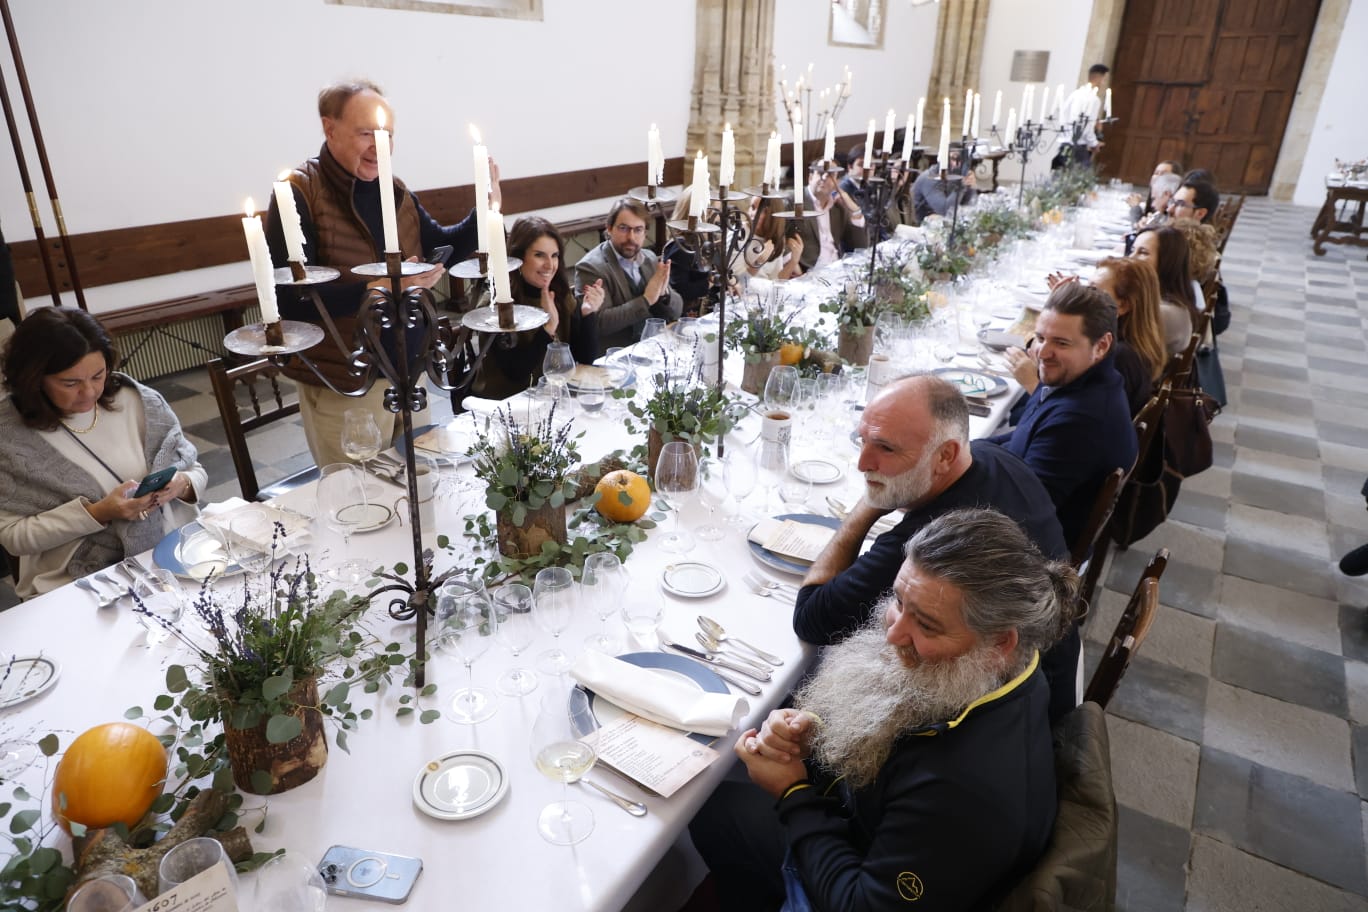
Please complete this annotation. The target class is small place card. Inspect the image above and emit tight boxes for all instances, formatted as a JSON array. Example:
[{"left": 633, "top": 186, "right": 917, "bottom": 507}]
[
  {"left": 748, "top": 518, "right": 832, "bottom": 563},
  {"left": 132, "top": 863, "right": 238, "bottom": 912},
  {"left": 586, "top": 715, "right": 719, "bottom": 798}
]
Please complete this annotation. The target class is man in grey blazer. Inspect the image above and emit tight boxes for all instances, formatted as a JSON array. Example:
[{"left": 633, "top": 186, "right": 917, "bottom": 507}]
[{"left": 573, "top": 198, "right": 683, "bottom": 355}]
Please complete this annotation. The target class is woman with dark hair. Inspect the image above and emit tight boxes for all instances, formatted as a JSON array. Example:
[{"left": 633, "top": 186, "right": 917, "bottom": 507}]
[
  {"left": 0, "top": 308, "right": 206, "bottom": 599},
  {"left": 1131, "top": 225, "right": 1198, "bottom": 357},
  {"left": 471, "top": 216, "right": 603, "bottom": 398}
]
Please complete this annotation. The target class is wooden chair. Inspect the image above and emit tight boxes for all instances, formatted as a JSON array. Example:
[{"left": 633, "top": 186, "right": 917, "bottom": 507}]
[
  {"left": 1070, "top": 467, "right": 1129, "bottom": 570},
  {"left": 1211, "top": 193, "right": 1246, "bottom": 253},
  {"left": 1083, "top": 548, "right": 1169, "bottom": 708},
  {"left": 1162, "top": 331, "right": 1202, "bottom": 388},
  {"left": 207, "top": 357, "right": 318, "bottom": 502}
]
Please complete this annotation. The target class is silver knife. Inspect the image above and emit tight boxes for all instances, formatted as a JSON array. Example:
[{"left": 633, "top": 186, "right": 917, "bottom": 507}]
[
  {"left": 694, "top": 633, "right": 773, "bottom": 674},
  {"left": 663, "top": 641, "right": 771, "bottom": 682}
]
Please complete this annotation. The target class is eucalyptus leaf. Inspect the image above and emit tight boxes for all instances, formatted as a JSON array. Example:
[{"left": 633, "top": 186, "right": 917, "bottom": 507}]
[{"left": 265, "top": 714, "right": 303, "bottom": 744}]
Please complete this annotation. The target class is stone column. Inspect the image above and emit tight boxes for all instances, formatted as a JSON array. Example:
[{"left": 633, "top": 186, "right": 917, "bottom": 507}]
[
  {"left": 925, "top": 0, "right": 992, "bottom": 138},
  {"left": 687, "top": 0, "right": 776, "bottom": 189}
]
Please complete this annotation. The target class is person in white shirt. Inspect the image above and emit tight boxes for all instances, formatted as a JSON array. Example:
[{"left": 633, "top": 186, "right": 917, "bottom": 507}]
[{"left": 1052, "top": 64, "right": 1109, "bottom": 170}]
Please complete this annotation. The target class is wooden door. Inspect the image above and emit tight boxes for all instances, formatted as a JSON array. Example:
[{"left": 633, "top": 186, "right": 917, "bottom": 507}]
[{"left": 1099, "top": 0, "right": 1320, "bottom": 194}]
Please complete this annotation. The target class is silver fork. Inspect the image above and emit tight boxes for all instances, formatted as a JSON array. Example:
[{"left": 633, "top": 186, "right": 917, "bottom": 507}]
[{"left": 743, "top": 572, "right": 799, "bottom": 597}]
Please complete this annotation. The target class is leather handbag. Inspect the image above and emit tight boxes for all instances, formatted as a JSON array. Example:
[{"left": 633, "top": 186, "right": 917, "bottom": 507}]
[{"left": 1164, "top": 386, "right": 1220, "bottom": 478}]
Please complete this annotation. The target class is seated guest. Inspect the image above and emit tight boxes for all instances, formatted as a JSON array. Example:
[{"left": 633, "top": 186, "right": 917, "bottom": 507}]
[
  {"left": 1170, "top": 216, "right": 1220, "bottom": 287},
  {"left": 691, "top": 508, "right": 1078, "bottom": 912},
  {"left": 912, "top": 148, "right": 978, "bottom": 222},
  {"left": 0, "top": 308, "right": 206, "bottom": 599},
  {"left": 1168, "top": 178, "right": 1219, "bottom": 225},
  {"left": 471, "top": 217, "right": 604, "bottom": 398},
  {"left": 988, "top": 282, "right": 1138, "bottom": 551},
  {"left": 794, "top": 374, "right": 1078, "bottom": 722},
  {"left": 1132, "top": 225, "right": 1199, "bottom": 356},
  {"left": 794, "top": 167, "right": 868, "bottom": 272},
  {"left": 1091, "top": 257, "right": 1168, "bottom": 413},
  {"left": 838, "top": 144, "right": 903, "bottom": 241},
  {"left": 737, "top": 195, "right": 804, "bottom": 281},
  {"left": 1129, "top": 171, "right": 1180, "bottom": 228},
  {"left": 572, "top": 198, "right": 682, "bottom": 354}
]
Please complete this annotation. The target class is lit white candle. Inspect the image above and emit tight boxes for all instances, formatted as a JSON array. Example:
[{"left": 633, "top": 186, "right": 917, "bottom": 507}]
[
  {"left": 648, "top": 123, "right": 664, "bottom": 186},
  {"left": 971, "top": 93, "right": 981, "bottom": 140},
  {"left": 938, "top": 99, "right": 951, "bottom": 171},
  {"left": 824, "top": 118, "right": 835, "bottom": 163},
  {"left": 1040, "top": 84, "right": 1049, "bottom": 122},
  {"left": 272, "top": 171, "right": 306, "bottom": 264},
  {"left": 962, "top": 89, "right": 973, "bottom": 137},
  {"left": 991, "top": 90, "right": 1002, "bottom": 130},
  {"left": 763, "top": 130, "right": 780, "bottom": 186},
  {"left": 901, "top": 113, "right": 915, "bottom": 161},
  {"left": 374, "top": 107, "right": 399, "bottom": 254},
  {"left": 1105, "top": 87, "right": 1113, "bottom": 118},
  {"left": 915, "top": 97, "right": 926, "bottom": 143},
  {"left": 1005, "top": 107, "right": 1017, "bottom": 145},
  {"left": 882, "top": 108, "right": 896, "bottom": 154},
  {"left": 1054, "top": 84, "right": 1065, "bottom": 119},
  {"left": 690, "top": 151, "right": 709, "bottom": 217},
  {"left": 720, "top": 123, "right": 735, "bottom": 186},
  {"left": 864, "top": 119, "right": 875, "bottom": 158},
  {"left": 1021, "top": 84, "right": 1031, "bottom": 123},
  {"left": 842, "top": 69, "right": 853, "bottom": 97},
  {"left": 487, "top": 206, "right": 512, "bottom": 303},
  {"left": 241, "top": 198, "right": 280, "bottom": 325},
  {"left": 471, "top": 124, "right": 491, "bottom": 253},
  {"left": 792, "top": 115, "right": 804, "bottom": 200}
]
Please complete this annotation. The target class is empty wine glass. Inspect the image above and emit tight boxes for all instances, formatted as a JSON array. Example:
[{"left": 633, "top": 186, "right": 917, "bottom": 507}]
[
  {"left": 158, "top": 836, "right": 240, "bottom": 898},
  {"left": 133, "top": 570, "right": 185, "bottom": 647},
  {"left": 226, "top": 511, "right": 276, "bottom": 600},
  {"left": 316, "top": 463, "right": 371, "bottom": 585},
  {"left": 581, "top": 553, "right": 627, "bottom": 654},
  {"left": 756, "top": 439, "right": 789, "bottom": 512},
  {"left": 530, "top": 692, "right": 596, "bottom": 845},
  {"left": 435, "top": 581, "right": 498, "bottom": 724},
  {"left": 723, "top": 445, "right": 758, "bottom": 525},
  {"left": 493, "top": 584, "right": 539, "bottom": 696},
  {"left": 602, "top": 347, "right": 631, "bottom": 418},
  {"left": 636, "top": 318, "right": 666, "bottom": 364},
  {"left": 696, "top": 457, "right": 728, "bottom": 541},
  {"left": 0, "top": 680, "right": 38, "bottom": 779},
  {"left": 253, "top": 851, "right": 327, "bottom": 912},
  {"left": 655, "top": 441, "right": 699, "bottom": 553},
  {"left": 762, "top": 365, "right": 800, "bottom": 413},
  {"left": 533, "top": 567, "right": 578, "bottom": 675},
  {"left": 542, "top": 342, "right": 576, "bottom": 398}
]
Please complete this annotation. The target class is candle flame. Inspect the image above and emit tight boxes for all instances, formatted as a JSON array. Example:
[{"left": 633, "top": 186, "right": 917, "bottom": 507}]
[
  {"left": 243, "top": 198, "right": 255, "bottom": 217},
  {"left": 469, "top": 123, "right": 482, "bottom": 144},
  {"left": 376, "top": 106, "right": 387, "bottom": 130}
]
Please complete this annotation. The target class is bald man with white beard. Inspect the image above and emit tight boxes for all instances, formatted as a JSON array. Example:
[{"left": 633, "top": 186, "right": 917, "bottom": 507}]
[{"left": 690, "top": 509, "right": 1076, "bottom": 911}]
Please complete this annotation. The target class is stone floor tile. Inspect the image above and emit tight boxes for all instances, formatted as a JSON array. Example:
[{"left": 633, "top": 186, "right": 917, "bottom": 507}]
[
  {"left": 1218, "top": 575, "right": 1343, "bottom": 655},
  {"left": 1233, "top": 424, "right": 1321, "bottom": 460},
  {"left": 1109, "top": 548, "right": 1221, "bottom": 618},
  {"left": 1211, "top": 623, "right": 1347, "bottom": 717},
  {"left": 1321, "top": 422, "right": 1368, "bottom": 450},
  {"left": 1225, "top": 502, "right": 1329, "bottom": 560},
  {"left": 1230, "top": 450, "right": 1327, "bottom": 494},
  {"left": 1241, "top": 356, "right": 1309, "bottom": 382},
  {"left": 1350, "top": 661, "right": 1368, "bottom": 726},
  {"left": 184, "top": 416, "right": 228, "bottom": 447},
  {"left": 1194, "top": 747, "right": 1367, "bottom": 894},
  {"left": 1203, "top": 679, "right": 1354, "bottom": 791},
  {"left": 1353, "top": 724, "right": 1368, "bottom": 797},
  {"left": 1322, "top": 442, "right": 1368, "bottom": 475},
  {"left": 1108, "top": 654, "right": 1209, "bottom": 743},
  {"left": 1345, "top": 605, "right": 1368, "bottom": 664},
  {"left": 1224, "top": 535, "right": 1338, "bottom": 600},
  {"left": 1114, "top": 806, "right": 1190, "bottom": 912},
  {"left": 1169, "top": 490, "right": 1230, "bottom": 532},
  {"left": 1109, "top": 716, "right": 1200, "bottom": 828},
  {"left": 1186, "top": 836, "right": 1368, "bottom": 912},
  {"left": 1089, "top": 585, "right": 1215, "bottom": 676},
  {"left": 1180, "top": 465, "right": 1233, "bottom": 500}
]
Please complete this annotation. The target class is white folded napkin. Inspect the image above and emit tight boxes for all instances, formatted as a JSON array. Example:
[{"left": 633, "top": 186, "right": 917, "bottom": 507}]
[
  {"left": 198, "top": 499, "right": 311, "bottom": 550},
  {"left": 569, "top": 651, "right": 748, "bottom": 737}
]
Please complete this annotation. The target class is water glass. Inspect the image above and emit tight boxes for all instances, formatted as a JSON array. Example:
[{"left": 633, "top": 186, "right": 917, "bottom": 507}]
[
  {"left": 134, "top": 569, "right": 185, "bottom": 647},
  {"left": 581, "top": 553, "right": 628, "bottom": 654},
  {"left": 621, "top": 588, "right": 664, "bottom": 649},
  {"left": 436, "top": 581, "right": 498, "bottom": 724},
  {"left": 533, "top": 567, "right": 578, "bottom": 675},
  {"left": 542, "top": 341, "right": 575, "bottom": 396},
  {"left": 576, "top": 378, "right": 606, "bottom": 417},
  {"left": 177, "top": 524, "right": 227, "bottom": 581},
  {"left": 493, "top": 584, "right": 539, "bottom": 696},
  {"left": 252, "top": 851, "right": 327, "bottom": 912},
  {"left": 696, "top": 458, "right": 729, "bottom": 541},
  {"left": 67, "top": 875, "right": 146, "bottom": 912},
  {"left": 158, "top": 836, "right": 240, "bottom": 897},
  {"left": 655, "top": 441, "right": 700, "bottom": 554}
]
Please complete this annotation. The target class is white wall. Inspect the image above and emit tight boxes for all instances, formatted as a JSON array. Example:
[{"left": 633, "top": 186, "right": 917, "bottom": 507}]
[
  {"left": 977, "top": 0, "right": 1094, "bottom": 187},
  {"left": 1292, "top": 0, "right": 1368, "bottom": 208},
  {"left": 772, "top": 0, "right": 937, "bottom": 150},
  {"left": 0, "top": 0, "right": 696, "bottom": 312}
]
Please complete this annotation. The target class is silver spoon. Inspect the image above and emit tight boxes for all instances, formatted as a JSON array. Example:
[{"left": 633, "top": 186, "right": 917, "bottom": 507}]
[
  {"left": 75, "top": 577, "right": 119, "bottom": 609},
  {"left": 697, "top": 617, "right": 784, "bottom": 666},
  {"left": 579, "top": 778, "right": 647, "bottom": 817},
  {"left": 695, "top": 631, "right": 773, "bottom": 674}
]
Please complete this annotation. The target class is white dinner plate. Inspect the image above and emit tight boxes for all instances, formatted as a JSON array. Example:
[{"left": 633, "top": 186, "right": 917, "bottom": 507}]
[
  {"left": 661, "top": 562, "right": 726, "bottom": 598},
  {"left": 0, "top": 655, "right": 60, "bottom": 709},
  {"left": 412, "top": 750, "right": 510, "bottom": 821},
  {"left": 790, "top": 458, "right": 845, "bottom": 485},
  {"left": 570, "top": 652, "right": 727, "bottom": 745}
]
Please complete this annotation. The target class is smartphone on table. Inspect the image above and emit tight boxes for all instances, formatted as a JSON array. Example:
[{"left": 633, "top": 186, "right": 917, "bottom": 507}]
[{"left": 318, "top": 845, "right": 422, "bottom": 904}]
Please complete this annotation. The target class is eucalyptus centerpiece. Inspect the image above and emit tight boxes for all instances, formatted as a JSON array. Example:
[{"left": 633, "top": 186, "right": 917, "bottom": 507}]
[
  {"left": 723, "top": 287, "right": 805, "bottom": 394},
  {"left": 624, "top": 344, "right": 746, "bottom": 472}
]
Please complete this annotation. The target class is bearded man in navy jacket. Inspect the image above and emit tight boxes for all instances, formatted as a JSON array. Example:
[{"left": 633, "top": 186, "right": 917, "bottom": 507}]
[{"left": 987, "top": 282, "right": 1138, "bottom": 552}]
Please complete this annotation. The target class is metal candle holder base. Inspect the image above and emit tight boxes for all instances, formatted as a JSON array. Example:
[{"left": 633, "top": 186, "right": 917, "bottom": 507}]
[
  {"left": 224, "top": 319, "right": 325, "bottom": 357},
  {"left": 448, "top": 254, "right": 522, "bottom": 280},
  {"left": 628, "top": 185, "right": 677, "bottom": 205}
]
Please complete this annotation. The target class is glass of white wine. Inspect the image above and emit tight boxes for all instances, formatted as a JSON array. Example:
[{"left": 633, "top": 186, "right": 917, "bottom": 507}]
[
  {"left": 341, "top": 408, "right": 389, "bottom": 527},
  {"left": 530, "top": 693, "right": 596, "bottom": 845}
]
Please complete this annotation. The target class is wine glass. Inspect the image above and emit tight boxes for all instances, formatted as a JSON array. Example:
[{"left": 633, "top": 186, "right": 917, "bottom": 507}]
[
  {"left": 533, "top": 567, "right": 578, "bottom": 675},
  {"left": 316, "top": 463, "right": 371, "bottom": 585},
  {"left": 493, "top": 584, "right": 539, "bottom": 696},
  {"left": 133, "top": 570, "right": 185, "bottom": 647},
  {"left": 696, "top": 457, "right": 728, "bottom": 541},
  {"left": 66, "top": 874, "right": 147, "bottom": 912},
  {"left": 723, "top": 445, "right": 758, "bottom": 525},
  {"left": 542, "top": 342, "right": 576, "bottom": 399},
  {"left": 530, "top": 693, "right": 596, "bottom": 845},
  {"left": 636, "top": 317, "right": 666, "bottom": 364},
  {"left": 436, "top": 581, "right": 499, "bottom": 724},
  {"left": 655, "top": 441, "right": 700, "bottom": 554},
  {"left": 762, "top": 365, "right": 800, "bottom": 414},
  {"left": 252, "top": 851, "right": 327, "bottom": 912},
  {"left": 756, "top": 439, "right": 789, "bottom": 513},
  {"left": 226, "top": 511, "right": 276, "bottom": 601},
  {"left": 158, "top": 836, "right": 241, "bottom": 897},
  {"left": 342, "top": 406, "right": 383, "bottom": 479},
  {"left": 777, "top": 447, "right": 813, "bottom": 512},
  {"left": 0, "top": 668, "right": 38, "bottom": 779},
  {"left": 581, "top": 553, "right": 627, "bottom": 654}
]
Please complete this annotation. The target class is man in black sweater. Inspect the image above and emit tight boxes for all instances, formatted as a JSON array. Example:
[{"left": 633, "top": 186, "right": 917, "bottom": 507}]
[{"left": 794, "top": 373, "right": 1079, "bottom": 722}]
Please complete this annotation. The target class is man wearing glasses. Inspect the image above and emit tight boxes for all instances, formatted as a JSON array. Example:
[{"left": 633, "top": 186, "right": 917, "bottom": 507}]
[
  {"left": 1167, "top": 178, "right": 1220, "bottom": 225},
  {"left": 573, "top": 198, "right": 682, "bottom": 354}
]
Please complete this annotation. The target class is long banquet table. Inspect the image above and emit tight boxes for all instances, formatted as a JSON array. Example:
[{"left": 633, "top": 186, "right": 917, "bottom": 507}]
[{"left": 0, "top": 190, "right": 1137, "bottom": 910}]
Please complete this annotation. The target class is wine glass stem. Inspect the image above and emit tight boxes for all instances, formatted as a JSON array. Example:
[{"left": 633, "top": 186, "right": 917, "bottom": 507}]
[
  {"left": 466, "top": 662, "right": 475, "bottom": 702},
  {"left": 360, "top": 461, "right": 371, "bottom": 509}
]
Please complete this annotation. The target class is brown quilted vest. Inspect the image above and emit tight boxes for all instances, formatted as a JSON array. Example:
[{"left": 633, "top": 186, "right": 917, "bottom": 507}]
[{"left": 281, "top": 145, "right": 422, "bottom": 390}]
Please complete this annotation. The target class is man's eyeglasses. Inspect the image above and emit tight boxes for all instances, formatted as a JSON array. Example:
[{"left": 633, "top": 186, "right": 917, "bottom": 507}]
[
  {"left": 612, "top": 224, "right": 647, "bottom": 237},
  {"left": 1168, "top": 199, "right": 1194, "bottom": 211}
]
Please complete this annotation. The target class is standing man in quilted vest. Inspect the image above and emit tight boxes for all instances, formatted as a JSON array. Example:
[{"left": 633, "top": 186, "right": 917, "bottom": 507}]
[{"left": 265, "top": 80, "right": 494, "bottom": 468}]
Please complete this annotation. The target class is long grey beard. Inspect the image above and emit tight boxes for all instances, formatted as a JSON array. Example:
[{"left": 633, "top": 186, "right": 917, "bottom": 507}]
[{"left": 795, "top": 620, "right": 1010, "bottom": 788}]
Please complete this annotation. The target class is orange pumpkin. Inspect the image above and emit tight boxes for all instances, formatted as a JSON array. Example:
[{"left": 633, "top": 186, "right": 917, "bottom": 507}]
[
  {"left": 594, "top": 470, "right": 652, "bottom": 523},
  {"left": 52, "top": 722, "right": 167, "bottom": 834},
  {"left": 778, "top": 342, "right": 805, "bottom": 366}
]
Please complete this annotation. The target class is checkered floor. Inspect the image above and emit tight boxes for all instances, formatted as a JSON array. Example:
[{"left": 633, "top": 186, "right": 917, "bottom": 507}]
[{"left": 4, "top": 197, "right": 1367, "bottom": 909}]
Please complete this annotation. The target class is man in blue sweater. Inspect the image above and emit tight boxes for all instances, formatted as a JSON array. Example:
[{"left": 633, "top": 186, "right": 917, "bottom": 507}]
[
  {"left": 987, "top": 282, "right": 1138, "bottom": 552},
  {"left": 793, "top": 374, "right": 1078, "bottom": 722}
]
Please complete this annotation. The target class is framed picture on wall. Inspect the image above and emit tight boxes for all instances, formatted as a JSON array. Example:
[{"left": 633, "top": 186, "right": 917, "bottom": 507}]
[
  {"left": 325, "top": 0, "right": 542, "bottom": 20},
  {"left": 828, "top": 0, "right": 885, "bottom": 50}
]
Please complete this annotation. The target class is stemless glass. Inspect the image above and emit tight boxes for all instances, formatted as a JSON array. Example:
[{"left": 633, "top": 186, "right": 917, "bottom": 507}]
[
  {"left": 533, "top": 567, "right": 578, "bottom": 675},
  {"left": 756, "top": 438, "right": 789, "bottom": 513},
  {"left": 530, "top": 693, "right": 596, "bottom": 846},
  {"left": 252, "top": 851, "right": 327, "bottom": 912},
  {"left": 316, "top": 463, "right": 371, "bottom": 585},
  {"left": 436, "top": 582, "right": 499, "bottom": 724},
  {"left": 493, "top": 584, "right": 539, "bottom": 696},
  {"left": 655, "top": 441, "right": 700, "bottom": 554},
  {"left": 581, "top": 553, "right": 627, "bottom": 654},
  {"left": 696, "top": 457, "right": 729, "bottom": 541},
  {"left": 158, "top": 836, "right": 240, "bottom": 897},
  {"left": 777, "top": 447, "right": 813, "bottom": 512},
  {"left": 67, "top": 874, "right": 147, "bottom": 912},
  {"left": 603, "top": 347, "right": 631, "bottom": 419},
  {"left": 621, "top": 587, "right": 664, "bottom": 649}
]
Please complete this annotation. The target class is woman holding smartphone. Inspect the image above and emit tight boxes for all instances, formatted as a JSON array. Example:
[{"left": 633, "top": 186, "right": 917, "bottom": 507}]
[{"left": 0, "top": 308, "right": 205, "bottom": 599}]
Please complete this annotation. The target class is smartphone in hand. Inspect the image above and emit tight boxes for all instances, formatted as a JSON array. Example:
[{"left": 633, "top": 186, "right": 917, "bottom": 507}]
[{"left": 131, "top": 466, "right": 177, "bottom": 498}]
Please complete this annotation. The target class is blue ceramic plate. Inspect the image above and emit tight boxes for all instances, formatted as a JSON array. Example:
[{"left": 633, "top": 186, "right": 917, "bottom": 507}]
[
  {"left": 570, "top": 651, "right": 727, "bottom": 746},
  {"left": 154, "top": 521, "right": 244, "bottom": 581},
  {"left": 747, "top": 513, "right": 842, "bottom": 576},
  {"left": 931, "top": 367, "right": 1009, "bottom": 398}
]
